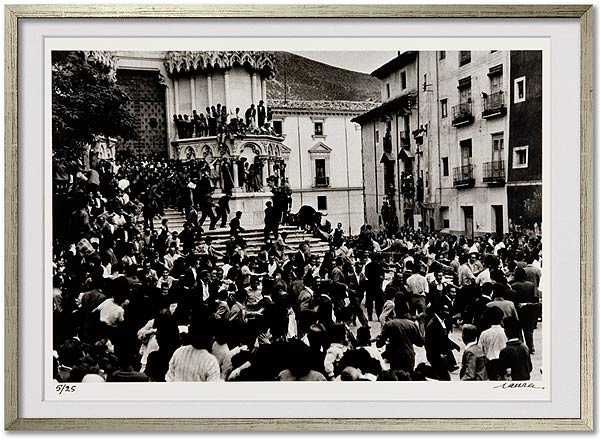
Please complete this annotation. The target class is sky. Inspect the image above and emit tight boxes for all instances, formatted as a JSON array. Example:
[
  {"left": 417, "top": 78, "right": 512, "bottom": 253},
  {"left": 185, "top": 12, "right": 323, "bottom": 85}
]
[{"left": 291, "top": 51, "right": 398, "bottom": 74}]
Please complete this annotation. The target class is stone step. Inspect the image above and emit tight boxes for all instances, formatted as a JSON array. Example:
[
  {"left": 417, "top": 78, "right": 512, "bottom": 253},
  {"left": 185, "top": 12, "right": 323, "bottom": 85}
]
[{"left": 152, "top": 208, "right": 331, "bottom": 260}]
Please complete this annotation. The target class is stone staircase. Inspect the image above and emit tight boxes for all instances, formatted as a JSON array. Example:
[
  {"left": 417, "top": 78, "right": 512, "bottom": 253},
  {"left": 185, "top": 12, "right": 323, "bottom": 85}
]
[{"left": 156, "top": 208, "right": 331, "bottom": 259}]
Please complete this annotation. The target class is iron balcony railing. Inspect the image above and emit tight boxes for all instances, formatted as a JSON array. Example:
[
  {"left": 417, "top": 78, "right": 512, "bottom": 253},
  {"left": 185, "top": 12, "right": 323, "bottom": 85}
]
[
  {"left": 313, "top": 176, "right": 330, "bottom": 187},
  {"left": 451, "top": 102, "right": 474, "bottom": 126},
  {"left": 453, "top": 164, "right": 475, "bottom": 188},
  {"left": 482, "top": 160, "right": 505, "bottom": 184},
  {"left": 482, "top": 91, "right": 506, "bottom": 118}
]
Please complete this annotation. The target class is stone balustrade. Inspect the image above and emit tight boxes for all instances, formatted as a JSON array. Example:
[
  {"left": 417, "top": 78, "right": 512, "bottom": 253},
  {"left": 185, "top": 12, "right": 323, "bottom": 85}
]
[{"left": 170, "top": 133, "right": 290, "bottom": 193}]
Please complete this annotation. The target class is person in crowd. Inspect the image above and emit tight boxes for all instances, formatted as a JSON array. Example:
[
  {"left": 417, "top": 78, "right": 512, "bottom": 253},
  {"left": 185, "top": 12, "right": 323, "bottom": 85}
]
[
  {"left": 376, "top": 299, "right": 423, "bottom": 373},
  {"left": 459, "top": 324, "right": 488, "bottom": 380},
  {"left": 364, "top": 253, "right": 385, "bottom": 321},
  {"left": 479, "top": 306, "right": 508, "bottom": 361},
  {"left": 424, "top": 300, "right": 460, "bottom": 380},
  {"left": 263, "top": 201, "right": 279, "bottom": 242},
  {"left": 165, "top": 322, "right": 221, "bottom": 382},
  {"left": 511, "top": 267, "right": 539, "bottom": 353},
  {"left": 405, "top": 260, "right": 429, "bottom": 334},
  {"left": 499, "top": 317, "right": 532, "bottom": 380},
  {"left": 323, "top": 323, "right": 348, "bottom": 380},
  {"left": 52, "top": 150, "right": 542, "bottom": 383},
  {"left": 215, "top": 193, "right": 231, "bottom": 229}
]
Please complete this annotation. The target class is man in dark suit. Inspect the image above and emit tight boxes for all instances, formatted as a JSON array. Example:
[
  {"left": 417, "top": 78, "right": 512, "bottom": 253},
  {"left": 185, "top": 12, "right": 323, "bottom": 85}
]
[
  {"left": 263, "top": 201, "right": 279, "bottom": 242},
  {"left": 511, "top": 267, "right": 539, "bottom": 353},
  {"left": 216, "top": 193, "right": 231, "bottom": 228},
  {"left": 257, "top": 100, "right": 266, "bottom": 127},
  {"left": 229, "top": 211, "right": 245, "bottom": 238},
  {"left": 377, "top": 299, "right": 423, "bottom": 373},
  {"left": 364, "top": 254, "right": 385, "bottom": 321},
  {"left": 293, "top": 242, "right": 311, "bottom": 273},
  {"left": 459, "top": 324, "right": 488, "bottom": 380},
  {"left": 499, "top": 317, "right": 532, "bottom": 380},
  {"left": 425, "top": 300, "right": 460, "bottom": 380}
]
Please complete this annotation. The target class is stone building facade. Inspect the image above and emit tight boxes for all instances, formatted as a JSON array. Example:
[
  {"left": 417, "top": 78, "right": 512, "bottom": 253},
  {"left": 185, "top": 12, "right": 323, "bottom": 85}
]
[
  {"left": 271, "top": 100, "right": 375, "bottom": 234},
  {"left": 355, "top": 50, "right": 541, "bottom": 237},
  {"left": 507, "top": 51, "right": 543, "bottom": 234}
]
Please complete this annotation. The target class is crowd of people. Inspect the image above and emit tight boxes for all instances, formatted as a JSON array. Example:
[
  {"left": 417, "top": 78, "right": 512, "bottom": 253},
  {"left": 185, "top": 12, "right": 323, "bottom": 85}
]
[
  {"left": 173, "top": 100, "right": 279, "bottom": 141},
  {"left": 53, "top": 152, "right": 542, "bottom": 383}
]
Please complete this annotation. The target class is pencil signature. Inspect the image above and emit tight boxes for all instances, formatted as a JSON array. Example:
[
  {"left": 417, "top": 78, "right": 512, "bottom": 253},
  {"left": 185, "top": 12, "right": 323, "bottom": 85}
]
[{"left": 493, "top": 382, "right": 545, "bottom": 390}]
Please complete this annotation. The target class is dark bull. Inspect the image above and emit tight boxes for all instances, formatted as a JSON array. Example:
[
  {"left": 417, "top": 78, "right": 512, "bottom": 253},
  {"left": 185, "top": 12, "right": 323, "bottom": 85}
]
[{"left": 296, "top": 205, "right": 327, "bottom": 232}]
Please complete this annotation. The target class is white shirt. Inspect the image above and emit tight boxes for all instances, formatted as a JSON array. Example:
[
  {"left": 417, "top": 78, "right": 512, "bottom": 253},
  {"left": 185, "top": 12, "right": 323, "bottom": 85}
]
[
  {"left": 94, "top": 298, "right": 124, "bottom": 327},
  {"left": 267, "top": 261, "right": 278, "bottom": 277},
  {"left": 479, "top": 325, "right": 508, "bottom": 360},
  {"left": 476, "top": 268, "right": 492, "bottom": 286}
]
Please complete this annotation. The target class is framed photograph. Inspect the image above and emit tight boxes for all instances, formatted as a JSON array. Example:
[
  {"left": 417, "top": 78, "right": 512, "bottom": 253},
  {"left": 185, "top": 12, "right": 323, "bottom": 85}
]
[{"left": 5, "top": 4, "right": 593, "bottom": 431}]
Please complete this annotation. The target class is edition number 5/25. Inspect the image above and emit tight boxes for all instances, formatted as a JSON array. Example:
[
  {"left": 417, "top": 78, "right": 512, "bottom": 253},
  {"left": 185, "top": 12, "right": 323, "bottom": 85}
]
[{"left": 56, "top": 384, "right": 77, "bottom": 395}]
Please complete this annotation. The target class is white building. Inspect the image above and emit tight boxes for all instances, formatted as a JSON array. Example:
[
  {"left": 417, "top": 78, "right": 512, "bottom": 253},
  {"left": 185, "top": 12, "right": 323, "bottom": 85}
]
[{"left": 271, "top": 100, "right": 375, "bottom": 234}]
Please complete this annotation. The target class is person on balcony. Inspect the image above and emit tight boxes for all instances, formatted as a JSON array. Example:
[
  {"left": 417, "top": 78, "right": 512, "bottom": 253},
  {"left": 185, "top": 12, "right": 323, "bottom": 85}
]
[
  {"left": 266, "top": 106, "right": 273, "bottom": 124},
  {"left": 198, "top": 113, "right": 208, "bottom": 137},
  {"left": 220, "top": 158, "right": 234, "bottom": 194},
  {"left": 173, "top": 114, "right": 184, "bottom": 139},
  {"left": 253, "top": 158, "right": 264, "bottom": 192},
  {"left": 208, "top": 106, "right": 217, "bottom": 136},
  {"left": 215, "top": 104, "right": 223, "bottom": 132},
  {"left": 218, "top": 106, "right": 229, "bottom": 143},
  {"left": 175, "top": 114, "right": 186, "bottom": 139},
  {"left": 192, "top": 110, "right": 203, "bottom": 137},
  {"left": 183, "top": 115, "right": 194, "bottom": 138},
  {"left": 245, "top": 104, "right": 256, "bottom": 127}
]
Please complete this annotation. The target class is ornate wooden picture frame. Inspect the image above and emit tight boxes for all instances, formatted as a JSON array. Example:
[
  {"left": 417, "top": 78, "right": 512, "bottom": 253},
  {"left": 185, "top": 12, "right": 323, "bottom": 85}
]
[{"left": 4, "top": 4, "right": 593, "bottom": 431}]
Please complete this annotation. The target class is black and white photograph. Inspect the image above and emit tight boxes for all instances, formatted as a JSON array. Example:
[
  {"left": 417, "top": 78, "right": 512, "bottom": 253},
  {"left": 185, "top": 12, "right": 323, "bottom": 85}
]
[{"left": 51, "top": 48, "right": 544, "bottom": 385}]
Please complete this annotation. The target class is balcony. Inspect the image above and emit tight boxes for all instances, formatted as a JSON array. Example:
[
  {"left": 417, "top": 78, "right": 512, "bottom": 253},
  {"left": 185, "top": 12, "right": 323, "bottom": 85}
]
[
  {"left": 171, "top": 133, "right": 287, "bottom": 161},
  {"left": 313, "top": 176, "right": 330, "bottom": 188},
  {"left": 482, "top": 92, "right": 507, "bottom": 119},
  {"left": 451, "top": 102, "right": 475, "bottom": 127},
  {"left": 453, "top": 164, "right": 475, "bottom": 188},
  {"left": 400, "top": 172, "right": 415, "bottom": 195},
  {"left": 482, "top": 160, "right": 505, "bottom": 185}
]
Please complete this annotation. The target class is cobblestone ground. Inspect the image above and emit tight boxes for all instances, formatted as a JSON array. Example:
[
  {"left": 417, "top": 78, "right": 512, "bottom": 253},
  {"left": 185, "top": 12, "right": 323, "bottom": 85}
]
[{"left": 362, "top": 318, "right": 543, "bottom": 381}]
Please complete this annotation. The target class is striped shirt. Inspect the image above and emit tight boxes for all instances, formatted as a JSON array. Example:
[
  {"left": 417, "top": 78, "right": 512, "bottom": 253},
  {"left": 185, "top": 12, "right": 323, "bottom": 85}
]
[{"left": 165, "top": 346, "right": 221, "bottom": 382}]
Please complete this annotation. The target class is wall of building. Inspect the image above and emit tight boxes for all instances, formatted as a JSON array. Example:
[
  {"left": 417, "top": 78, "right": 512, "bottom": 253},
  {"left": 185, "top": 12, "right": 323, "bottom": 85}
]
[
  {"left": 507, "top": 185, "right": 542, "bottom": 233},
  {"left": 380, "top": 63, "right": 418, "bottom": 102},
  {"left": 228, "top": 67, "right": 254, "bottom": 114},
  {"left": 360, "top": 120, "right": 382, "bottom": 228},
  {"left": 357, "top": 51, "right": 515, "bottom": 235},
  {"left": 423, "top": 50, "right": 510, "bottom": 235},
  {"left": 508, "top": 51, "right": 542, "bottom": 182},
  {"left": 507, "top": 50, "right": 543, "bottom": 233},
  {"left": 171, "top": 67, "right": 263, "bottom": 118}
]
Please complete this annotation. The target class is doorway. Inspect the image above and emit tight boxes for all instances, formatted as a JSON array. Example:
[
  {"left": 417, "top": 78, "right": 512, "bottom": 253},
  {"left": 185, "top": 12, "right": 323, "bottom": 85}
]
[{"left": 492, "top": 205, "right": 504, "bottom": 237}]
